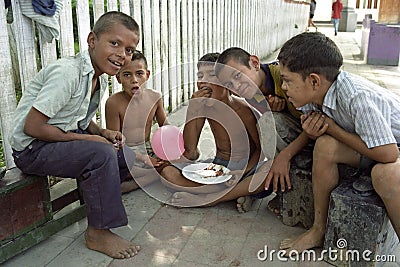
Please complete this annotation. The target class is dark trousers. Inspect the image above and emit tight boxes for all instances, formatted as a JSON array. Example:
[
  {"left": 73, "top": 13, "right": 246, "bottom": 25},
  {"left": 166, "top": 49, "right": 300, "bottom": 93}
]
[{"left": 12, "top": 137, "right": 136, "bottom": 229}]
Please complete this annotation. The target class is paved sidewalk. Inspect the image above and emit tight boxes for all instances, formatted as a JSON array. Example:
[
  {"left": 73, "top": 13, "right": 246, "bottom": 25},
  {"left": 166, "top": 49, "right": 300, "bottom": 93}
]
[{"left": 3, "top": 24, "right": 400, "bottom": 267}]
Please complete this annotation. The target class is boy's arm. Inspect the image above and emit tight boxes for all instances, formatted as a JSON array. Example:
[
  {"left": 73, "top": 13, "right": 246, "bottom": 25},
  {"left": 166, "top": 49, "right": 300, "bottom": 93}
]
[
  {"left": 183, "top": 102, "right": 205, "bottom": 160},
  {"left": 182, "top": 111, "right": 206, "bottom": 160},
  {"left": 155, "top": 98, "right": 168, "bottom": 126},
  {"left": 105, "top": 97, "right": 122, "bottom": 132},
  {"left": 24, "top": 107, "right": 110, "bottom": 144},
  {"left": 242, "top": 110, "right": 262, "bottom": 173},
  {"left": 264, "top": 131, "right": 310, "bottom": 191},
  {"left": 325, "top": 116, "right": 398, "bottom": 163}
]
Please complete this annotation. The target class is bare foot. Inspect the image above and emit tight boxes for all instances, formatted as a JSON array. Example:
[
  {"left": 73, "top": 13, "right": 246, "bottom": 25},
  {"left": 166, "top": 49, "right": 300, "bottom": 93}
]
[
  {"left": 236, "top": 196, "right": 254, "bottom": 213},
  {"left": 85, "top": 226, "right": 140, "bottom": 259},
  {"left": 267, "top": 196, "right": 281, "bottom": 217},
  {"left": 279, "top": 227, "right": 325, "bottom": 254},
  {"left": 121, "top": 180, "right": 139, "bottom": 194},
  {"left": 168, "top": 192, "right": 209, "bottom": 207}
]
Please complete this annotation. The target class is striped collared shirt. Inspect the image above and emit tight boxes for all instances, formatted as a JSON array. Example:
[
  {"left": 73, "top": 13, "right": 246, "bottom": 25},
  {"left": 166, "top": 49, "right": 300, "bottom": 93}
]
[{"left": 299, "top": 71, "right": 400, "bottom": 148}]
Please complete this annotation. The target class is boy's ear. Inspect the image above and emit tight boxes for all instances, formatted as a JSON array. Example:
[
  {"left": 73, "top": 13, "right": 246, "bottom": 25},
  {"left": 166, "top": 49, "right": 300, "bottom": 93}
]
[
  {"left": 309, "top": 73, "right": 321, "bottom": 89},
  {"left": 146, "top": 70, "right": 151, "bottom": 79},
  {"left": 249, "top": 55, "right": 261, "bottom": 70},
  {"left": 87, "top": 32, "right": 96, "bottom": 48}
]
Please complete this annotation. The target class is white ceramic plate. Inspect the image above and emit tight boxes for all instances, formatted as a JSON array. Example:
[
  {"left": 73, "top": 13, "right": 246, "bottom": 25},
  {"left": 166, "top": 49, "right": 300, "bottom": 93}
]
[{"left": 182, "top": 163, "right": 232, "bottom": 184}]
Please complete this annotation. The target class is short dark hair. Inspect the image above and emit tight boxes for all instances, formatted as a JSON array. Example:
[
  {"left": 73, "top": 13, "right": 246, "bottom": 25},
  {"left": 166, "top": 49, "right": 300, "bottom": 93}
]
[
  {"left": 92, "top": 11, "right": 140, "bottom": 38},
  {"left": 131, "top": 50, "right": 148, "bottom": 69},
  {"left": 214, "top": 47, "right": 251, "bottom": 76},
  {"left": 197, "top": 52, "right": 220, "bottom": 68},
  {"left": 277, "top": 32, "right": 343, "bottom": 81}
]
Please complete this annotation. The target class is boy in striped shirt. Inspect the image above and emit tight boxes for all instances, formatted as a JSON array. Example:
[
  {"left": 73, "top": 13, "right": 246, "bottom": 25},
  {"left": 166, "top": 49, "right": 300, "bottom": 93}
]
[{"left": 277, "top": 32, "right": 400, "bottom": 253}]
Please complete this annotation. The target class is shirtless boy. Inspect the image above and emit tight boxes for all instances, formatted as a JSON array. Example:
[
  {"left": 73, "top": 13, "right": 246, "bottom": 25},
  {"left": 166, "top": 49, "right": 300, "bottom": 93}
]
[
  {"left": 162, "top": 53, "right": 271, "bottom": 211},
  {"left": 106, "top": 50, "right": 167, "bottom": 192}
]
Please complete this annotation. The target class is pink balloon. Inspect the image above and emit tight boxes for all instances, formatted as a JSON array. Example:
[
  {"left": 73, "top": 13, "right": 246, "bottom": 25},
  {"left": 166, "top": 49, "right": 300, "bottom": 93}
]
[{"left": 151, "top": 125, "right": 185, "bottom": 160}]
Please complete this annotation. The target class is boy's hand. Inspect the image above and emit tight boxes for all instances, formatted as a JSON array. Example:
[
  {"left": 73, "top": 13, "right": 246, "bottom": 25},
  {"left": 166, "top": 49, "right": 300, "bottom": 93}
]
[
  {"left": 301, "top": 112, "right": 328, "bottom": 139},
  {"left": 225, "top": 170, "right": 242, "bottom": 187},
  {"left": 101, "top": 129, "right": 125, "bottom": 149},
  {"left": 86, "top": 135, "right": 112, "bottom": 144},
  {"left": 192, "top": 87, "right": 212, "bottom": 99},
  {"left": 264, "top": 152, "right": 292, "bottom": 192},
  {"left": 267, "top": 95, "right": 286, "bottom": 112},
  {"left": 148, "top": 156, "right": 163, "bottom": 167}
]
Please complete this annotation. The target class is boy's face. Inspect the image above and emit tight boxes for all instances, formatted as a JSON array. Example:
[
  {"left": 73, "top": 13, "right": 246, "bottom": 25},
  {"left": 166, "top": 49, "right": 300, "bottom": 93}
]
[
  {"left": 197, "top": 64, "right": 229, "bottom": 106},
  {"left": 117, "top": 59, "right": 150, "bottom": 97},
  {"left": 279, "top": 64, "right": 314, "bottom": 108},
  {"left": 88, "top": 23, "right": 140, "bottom": 77},
  {"left": 216, "top": 58, "right": 260, "bottom": 99}
]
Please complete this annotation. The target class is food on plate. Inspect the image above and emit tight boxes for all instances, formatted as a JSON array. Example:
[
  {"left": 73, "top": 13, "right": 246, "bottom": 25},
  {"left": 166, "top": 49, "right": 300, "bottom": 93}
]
[{"left": 195, "top": 164, "right": 226, "bottom": 178}]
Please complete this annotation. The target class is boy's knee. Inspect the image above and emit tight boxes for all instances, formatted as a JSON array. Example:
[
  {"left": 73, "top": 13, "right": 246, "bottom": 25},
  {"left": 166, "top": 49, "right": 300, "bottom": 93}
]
[
  {"left": 371, "top": 162, "right": 400, "bottom": 197},
  {"left": 314, "top": 135, "right": 339, "bottom": 158},
  {"left": 161, "top": 166, "right": 179, "bottom": 182},
  {"left": 91, "top": 143, "right": 117, "bottom": 164}
]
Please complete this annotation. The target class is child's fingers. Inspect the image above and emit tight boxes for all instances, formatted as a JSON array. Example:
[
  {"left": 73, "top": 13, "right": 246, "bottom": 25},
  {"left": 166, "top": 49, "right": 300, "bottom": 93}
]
[
  {"left": 284, "top": 174, "right": 291, "bottom": 190},
  {"left": 264, "top": 171, "right": 273, "bottom": 190}
]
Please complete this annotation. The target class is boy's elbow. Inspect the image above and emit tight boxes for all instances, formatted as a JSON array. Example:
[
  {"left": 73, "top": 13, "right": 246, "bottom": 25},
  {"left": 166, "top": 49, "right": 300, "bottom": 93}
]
[
  {"left": 381, "top": 153, "right": 398, "bottom": 163},
  {"left": 23, "top": 124, "right": 35, "bottom": 137},
  {"left": 373, "top": 144, "right": 399, "bottom": 163}
]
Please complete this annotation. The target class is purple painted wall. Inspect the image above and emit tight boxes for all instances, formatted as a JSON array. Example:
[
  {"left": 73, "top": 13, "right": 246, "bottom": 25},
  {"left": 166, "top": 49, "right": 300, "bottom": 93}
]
[{"left": 366, "top": 19, "right": 400, "bottom": 66}]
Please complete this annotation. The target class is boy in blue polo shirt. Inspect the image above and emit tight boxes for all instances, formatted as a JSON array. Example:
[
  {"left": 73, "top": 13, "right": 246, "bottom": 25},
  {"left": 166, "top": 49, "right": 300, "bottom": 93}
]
[{"left": 10, "top": 12, "right": 144, "bottom": 259}]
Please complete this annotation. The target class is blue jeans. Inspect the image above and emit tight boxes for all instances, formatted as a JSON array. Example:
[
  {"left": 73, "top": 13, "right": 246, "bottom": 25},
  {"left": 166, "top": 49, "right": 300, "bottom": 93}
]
[
  {"left": 12, "top": 132, "right": 136, "bottom": 229},
  {"left": 332, "top": 18, "right": 340, "bottom": 33}
]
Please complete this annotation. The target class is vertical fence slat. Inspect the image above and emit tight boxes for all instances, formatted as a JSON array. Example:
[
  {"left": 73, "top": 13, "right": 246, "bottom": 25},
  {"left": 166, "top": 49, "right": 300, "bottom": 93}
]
[
  {"left": 175, "top": 0, "right": 182, "bottom": 109},
  {"left": 76, "top": 1, "right": 90, "bottom": 52},
  {"left": 131, "top": 0, "right": 143, "bottom": 52},
  {"left": 0, "top": 3, "right": 17, "bottom": 168},
  {"left": 59, "top": 0, "right": 75, "bottom": 57},
  {"left": 187, "top": 0, "right": 195, "bottom": 98},
  {"left": 119, "top": 0, "right": 130, "bottom": 14},
  {"left": 198, "top": 0, "right": 204, "bottom": 58},
  {"left": 11, "top": 0, "right": 37, "bottom": 91},
  {"left": 181, "top": 0, "right": 189, "bottom": 102},
  {"left": 168, "top": 0, "right": 176, "bottom": 111},
  {"left": 92, "top": 0, "right": 104, "bottom": 22},
  {"left": 160, "top": 0, "right": 170, "bottom": 111},
  {"left": 107, "top": 0, "right": 118, "bottom": 11},
  {"left": 151, "top": 0, "right": 163, "bottom": 105},
  {"left": 39, "top": 37, "right": 57, "bottom": 67},
  {"left": 142, "top": 0, "right": 153, "bottom": 88}
]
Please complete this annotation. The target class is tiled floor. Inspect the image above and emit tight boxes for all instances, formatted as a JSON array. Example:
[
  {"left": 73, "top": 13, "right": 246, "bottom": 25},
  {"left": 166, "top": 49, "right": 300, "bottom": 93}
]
[{"left": 3, "top": 24, "right": 400, "bottom": 267}]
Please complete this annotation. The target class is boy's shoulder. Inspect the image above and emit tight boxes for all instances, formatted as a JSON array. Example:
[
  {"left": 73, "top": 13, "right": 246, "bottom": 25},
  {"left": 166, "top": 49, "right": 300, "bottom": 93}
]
[
  {"left": 106, "top": 91, "right": 127, "bottom": 105},
  {"left": 143, "top": 88, "right": 162, "bottom": 99},
  {"left": 41, "top": 51, "right": 89, "bottom": 77}
]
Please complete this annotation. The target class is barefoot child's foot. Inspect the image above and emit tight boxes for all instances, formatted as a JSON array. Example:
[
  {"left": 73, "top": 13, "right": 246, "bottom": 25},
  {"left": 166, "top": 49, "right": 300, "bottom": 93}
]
[
  {"left": 168, "top": 191, "right": 209, "bottom": 207},
  {"left": 279, "top": 227, "right": 325, "bottom": 254},
  {"left": 267, "top": 196, "right": 281, "bottom": 217},
  {"left": 121, "top": 180, "right": 139, "bottom": 194},
  {"left": 236, "top": 196, "right": 254, "bottom": 213},
  {"left": 85, "top": 226, "right": 140, "bottom": 259}
]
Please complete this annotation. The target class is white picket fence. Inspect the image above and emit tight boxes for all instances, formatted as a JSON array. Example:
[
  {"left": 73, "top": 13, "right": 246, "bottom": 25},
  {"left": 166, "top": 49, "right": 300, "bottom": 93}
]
[{"left": 0, "top": 0, "right": 308, "bottom": 169}]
